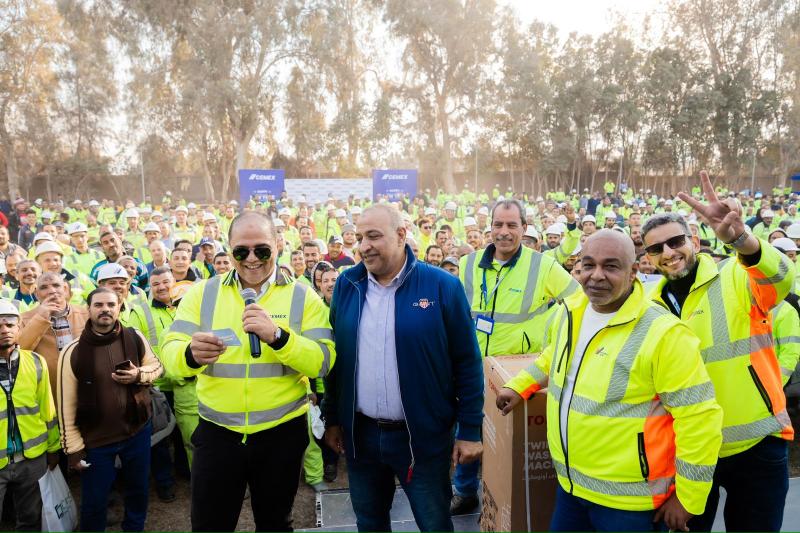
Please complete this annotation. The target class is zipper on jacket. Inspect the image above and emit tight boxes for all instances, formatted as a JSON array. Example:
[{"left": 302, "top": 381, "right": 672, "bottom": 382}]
[
  {"left": 747, "top": 365, "right": 774, "bottom": 413},
  {"left": 637, "top": 432, "right": 650, "bottom": 479},
  {"left": 557, "top": 312, "right": 631, "bottom": 494}
]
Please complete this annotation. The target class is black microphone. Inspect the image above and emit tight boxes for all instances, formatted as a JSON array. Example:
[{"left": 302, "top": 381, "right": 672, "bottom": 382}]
[{"left": 240, "top": 288, "right": 261, "bottom": 358}]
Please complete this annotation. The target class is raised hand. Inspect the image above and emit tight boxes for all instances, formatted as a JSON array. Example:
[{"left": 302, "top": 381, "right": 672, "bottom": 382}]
[{"left": 677, "top": 171, "right": 745, "bottom": 244}]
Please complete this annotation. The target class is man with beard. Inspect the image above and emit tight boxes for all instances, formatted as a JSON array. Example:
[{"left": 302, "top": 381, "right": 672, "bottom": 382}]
[
  {"left": 629, "top": 225, "right": 644, "bottom": 256},
  {"left": 642, "top": 171, "right": 796, "bottom": 532},
  {"left": 3, "top": 260, "right": 40, "bottom": 312},
  {"left": 424, "top": 244, "right": 444, "bottom": 267},
  {"left": 302, "top": 241, "right": 321, "bottom": 284},
  {"left": 0, "top": 226, "right": 20, "bottom": 264},
  {"left": 2, "top": 252, "right": 23, "bottom": 289},
  {"left": 0, "top": 300, "right": 60, "bottom": 531},
  {"left": 58, "top": 288, "right": 163, "bottom": 532}
]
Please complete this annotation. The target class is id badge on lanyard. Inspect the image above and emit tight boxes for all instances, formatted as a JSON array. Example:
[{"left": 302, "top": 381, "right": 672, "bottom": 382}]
[{"left": 476, "top": 266, "right": 510, "bottom": 335}]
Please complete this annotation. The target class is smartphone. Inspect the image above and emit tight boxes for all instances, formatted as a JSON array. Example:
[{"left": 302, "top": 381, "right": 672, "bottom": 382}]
[{"left": 115, "top": 360, "right": 133, "bottom": 373}]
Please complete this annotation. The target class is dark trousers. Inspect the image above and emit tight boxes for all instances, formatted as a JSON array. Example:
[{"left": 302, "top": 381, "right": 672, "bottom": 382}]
[
  {"left": 315, "top": 393, "right": 337, "bottom": 467},
  {"left": 346, "top": 414, "right": 453, "bottom": 532},
  {"left": 550, "top": 485, "right": 661, "bottom": 532},
  {"left": 190, "top": 415, "right": 308, "bottom": 532},
  {"left": 690, "top": 436, "right": 789, "bottom": 532},
  {"left": 81, "top": 421, "right": 152, "bottom": 532},
  {"left": 0, "top": 454, "right": 46, "bottom": 531}
]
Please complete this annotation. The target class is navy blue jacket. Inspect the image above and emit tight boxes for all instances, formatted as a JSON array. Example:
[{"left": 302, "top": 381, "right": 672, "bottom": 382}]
[{"left": 324, "top": 246, "right": 483, "bottom": 462}]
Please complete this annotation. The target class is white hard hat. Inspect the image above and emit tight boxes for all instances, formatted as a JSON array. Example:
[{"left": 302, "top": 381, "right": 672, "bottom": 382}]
[
  {"left": 278, "top": 208, "right": 291, "bottom": 216},
  {"left": 463, "top": 217, "right": 477, "bottom": 227},
  {"left": 0, "top": 300, "right": 20, "bottom": 318},
  {"left": 125, "top": 208, "right": 139, "bottom": 218},
  {"left": 202, "top": 212, "right": 217, "bottom": 223},
  {"left": 273, "top": 218, "right": 286, "bottom": 228},
  {"left": 351, "top": 206, "right": 362, "bottom": 215},
  {"left": 665, "top": 200, "right": 674, "bottom": 206},
  {"left": 786, "top": 223, "right": 800, "bottom": 239},
  {"left": 143, "top": 222, "right": 161, "bottom": 233},
  {"left": 335, "top": 209, "right": 347, "bottom": 218},
  {"left": 605, "top": 212, "right": 617, "bottom": 219},
  {"left": 581, "top": 215, "right": 596, "bottom": 224},
  {"left": 762, "top": 209, "right": 775, "bottom": 218},
  {"left": 175, "top": 205, "right": 188, "bottom": 213},
  {"left": 187, "top": 202, "right": 197, "bottom": 209},
  {"left": 545, "top": 224, "right": 563, "bottom": 236},
  {"left": 33, "top": 232, "right": 53, "bottom": 243},
  {"left": 96, "top": 262, "right": 129, "bottom": 282},
  {"left": 140, "top": 206, "right": 152, "bottom": 214},
  {"left": 88, "top": 200, "right": 100, "bottom": 207},
  {"left": 68, "top": 223, "right": 88, "bottom": 235},
  {"left": 35, "top": 241, "right": 63, "bottom": 258},
  {"left": 151, "top": 211, "right": 163, "bottom": 219},
  {"left": 556, "top": 215, "right": 568, "bottom": 224},
  {"left": 445, "top": 201, "right": 457, "bottom": 211},
  {"left": 477, "top": 206, "right": 489, "bottom": 216},
  {"left": 773, "top": 237, "right": 798, "bottom": 252},
  {"left": 424, "top": 207, "right": 436, "bottom": 216},
  {"left": 524, "top": 226, "right": 540, "bottom": 240}
]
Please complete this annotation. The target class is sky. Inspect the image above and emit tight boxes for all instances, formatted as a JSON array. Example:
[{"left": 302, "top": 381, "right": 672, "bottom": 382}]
[{"left": 504, "top": 0, "right": 666, "bottom": 37}]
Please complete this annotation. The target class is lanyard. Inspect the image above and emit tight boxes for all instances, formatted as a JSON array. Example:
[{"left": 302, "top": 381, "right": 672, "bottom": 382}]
[
  {"left": 481, "top": 264, "right": 512, "bottom": 310},
  {"left": 666, "top": 291, "right": 681, "bottom": 315}
]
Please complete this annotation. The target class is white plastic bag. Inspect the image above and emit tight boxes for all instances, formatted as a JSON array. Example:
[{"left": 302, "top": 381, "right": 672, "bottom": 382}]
[
  {"left": 39, "top": 467, "right": 78, "bottom": 532},
  {"left": 309, "top": 404, "right": 325, "bottom": 439}
]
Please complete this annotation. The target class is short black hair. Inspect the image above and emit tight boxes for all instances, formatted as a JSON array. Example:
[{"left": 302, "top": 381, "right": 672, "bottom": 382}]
[
  {"left": 87, "top": 287, "right": 119, "bottom": 306},
  {"left": 150, "top": 266, "right": 172, "bottom": 277},
  {"left": 213, "top": 252, "right": 228, "bottom": 261},
  {"left": 173, "top": 239, "right": 193, "bottom": 250},
  {"left": 302, "top": 241, "right": 320, "bottom": 251}
]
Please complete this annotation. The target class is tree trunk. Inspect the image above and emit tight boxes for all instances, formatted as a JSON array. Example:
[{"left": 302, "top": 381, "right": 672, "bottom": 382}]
[{"left": 437, "top": 100, "right": 456, "bottom": 193}]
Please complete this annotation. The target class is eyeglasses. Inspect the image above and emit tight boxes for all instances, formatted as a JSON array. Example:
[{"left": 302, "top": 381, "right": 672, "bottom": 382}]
[
  {"left": 231, "top": 245, "right": 272, "bottom": 262},
  {"left": 644, "top": 234, "right": 688, "bottom": 256}
]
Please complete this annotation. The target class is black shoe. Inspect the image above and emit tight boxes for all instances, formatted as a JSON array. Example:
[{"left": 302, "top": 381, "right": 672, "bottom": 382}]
[
  {"left": 450, "top": 494, "right": 479, "bottom": 515},
  {"left": 157, "top": 485, "right": 176, "bottom": 503},
  {"left": 323, "top": 463, "right": 337, "bottom": 482}
]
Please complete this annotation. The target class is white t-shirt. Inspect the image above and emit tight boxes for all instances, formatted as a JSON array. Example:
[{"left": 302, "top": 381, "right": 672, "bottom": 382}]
[{"left": 559, "top": 305, "right": 616, "bottom": 453}]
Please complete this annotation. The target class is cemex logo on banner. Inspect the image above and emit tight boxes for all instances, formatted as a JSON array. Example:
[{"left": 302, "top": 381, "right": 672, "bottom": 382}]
[
  {"left": 238, "top": 169, "right": 286, "bottom": 206},
  {"left": 372, "top": 169, "right": 418, "bottom": 201}
]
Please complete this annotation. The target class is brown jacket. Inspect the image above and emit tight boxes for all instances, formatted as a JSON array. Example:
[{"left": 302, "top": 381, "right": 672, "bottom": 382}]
[
  {"left": 57, "top": 326, "right": 163, "bottom": 454},
  {"left": 19, "top": 305, "right": 89, "bottom": 397}
]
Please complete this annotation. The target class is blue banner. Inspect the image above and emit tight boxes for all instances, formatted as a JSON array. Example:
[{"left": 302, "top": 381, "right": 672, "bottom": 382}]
[
  {"left": 238, "top": 169, "right": 285, "bottom": 206},
  {"left": 372, "top": 169, "right": 417, "bottom": 201}
]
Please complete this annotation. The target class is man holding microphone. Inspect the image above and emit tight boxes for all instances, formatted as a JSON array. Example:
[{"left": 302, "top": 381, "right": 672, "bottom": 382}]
[{"left": 161, "top": 211, "right": 335, "bottom": 532}]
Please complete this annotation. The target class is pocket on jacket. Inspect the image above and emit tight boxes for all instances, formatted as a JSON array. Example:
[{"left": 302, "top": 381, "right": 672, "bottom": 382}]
[
  {"left": 748, "top": 365, "right": 774, "bottom": 413},
  {"left": 637, "top": 432, "right": 650, "bottom": 479}
]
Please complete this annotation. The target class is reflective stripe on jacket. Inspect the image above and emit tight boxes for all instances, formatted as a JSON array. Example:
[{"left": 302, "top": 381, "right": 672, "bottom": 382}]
[
  {"left": 160, "top": 269, "right": 335, "bottom": 435},
  {"left": 460, "top": 243, "right": 578, "bottom": 356},
  {"left": 505, "top": 280, "right": 722, "bottom": 515},
  {"left": 0, "top": 349, "right": 60, "bottom": 468}
]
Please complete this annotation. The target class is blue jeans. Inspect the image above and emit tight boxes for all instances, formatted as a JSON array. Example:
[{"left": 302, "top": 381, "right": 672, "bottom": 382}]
[
  {"left": 550, "top": 485, "right": 661, "bottom": 532},
  {"left": 81, "top": 421, "right": 152, "bottom": 532},
  {"left": 346, "top": 414, "right": 453, "bottom": 532},
  {"left": 689, "top": 436, "right": 788, "bottom": 532},
  {"left": 150, "top": 438, "right": 174, "bottom": 489}
]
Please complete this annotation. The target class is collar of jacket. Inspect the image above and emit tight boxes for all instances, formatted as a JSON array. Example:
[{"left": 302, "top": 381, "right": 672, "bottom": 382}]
[
  {"left": 564, "top": 278, "right": 649, "bottom": 328},
  {"left": 654, "top": 252, "right": 721, "bottom": 299},
  {"left": 477, "top": 242, "right": 523, "bottom": 270},
  {"left": 343, "top": 244, "right": 417, "bottom": 287},
  {"left": 222, "top": 266, "right": 292, "bottom": 288}
]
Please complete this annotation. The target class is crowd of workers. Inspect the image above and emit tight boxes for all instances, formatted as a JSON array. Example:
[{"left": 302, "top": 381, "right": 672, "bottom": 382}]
[{"left": 0, "top": 173, "right": 795, "bottom": 532}]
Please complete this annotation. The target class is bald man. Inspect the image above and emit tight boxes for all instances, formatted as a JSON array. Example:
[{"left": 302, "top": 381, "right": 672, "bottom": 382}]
[{"left": 497, "top": 230, "right": 722, "bottom": 532}]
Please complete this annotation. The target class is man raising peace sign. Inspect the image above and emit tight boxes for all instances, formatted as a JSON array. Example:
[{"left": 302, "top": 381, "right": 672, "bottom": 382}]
[{"left": 642, "top": 171, "right": 796, "bottom": 532}]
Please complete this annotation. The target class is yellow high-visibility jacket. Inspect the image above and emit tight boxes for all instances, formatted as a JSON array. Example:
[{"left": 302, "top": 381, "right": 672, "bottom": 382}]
[
  {"left": 505, "top": 281, "right": 723, "bottom": 515},
  {"left": 649, "top": 244, "right": 795, "bottom": 457},
  {"left": 0, "top": 349, "right": 60, "bottom": 468},
  {"left": 460, "top": 243, "right": 578, "bottom": 356},
  {"left": 160, "top": 269, "right": 335, "bottom": 435}
]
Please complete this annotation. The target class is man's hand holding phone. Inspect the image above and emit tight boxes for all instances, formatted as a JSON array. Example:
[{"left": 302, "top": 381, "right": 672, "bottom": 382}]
[{"left": 111, "top": 360, "right": 140, "bottom": 385}]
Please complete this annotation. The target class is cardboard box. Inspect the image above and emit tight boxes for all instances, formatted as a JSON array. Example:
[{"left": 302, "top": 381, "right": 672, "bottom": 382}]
[{"left": 480, "top": 355, "right": 557, "bottom": 532}]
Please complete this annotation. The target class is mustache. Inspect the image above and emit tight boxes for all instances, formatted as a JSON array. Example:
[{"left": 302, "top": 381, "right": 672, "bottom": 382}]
[
  {"left": 98, "top": 313, "right": 113, "bottom": 319},
  {"left": 494, "top": 235, "right": 514, "bottom": 241}
]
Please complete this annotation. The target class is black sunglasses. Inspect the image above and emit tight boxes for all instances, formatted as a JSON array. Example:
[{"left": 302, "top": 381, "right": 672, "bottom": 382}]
[
  {"left": 644, "top": 234, "right": 688, "bottom": 256},
  {"left": 231, "top": 245, "right": 272, "bottom": 262}
]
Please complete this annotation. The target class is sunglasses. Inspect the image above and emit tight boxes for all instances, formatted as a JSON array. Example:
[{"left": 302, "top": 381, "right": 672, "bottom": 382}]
[
  {"left": 231, "top": 245, "right": 272, "bottom": 262},
  {"left": 644, "top": 234, "right": 688, "bottom": 256}
]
